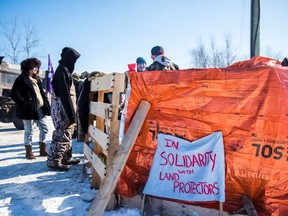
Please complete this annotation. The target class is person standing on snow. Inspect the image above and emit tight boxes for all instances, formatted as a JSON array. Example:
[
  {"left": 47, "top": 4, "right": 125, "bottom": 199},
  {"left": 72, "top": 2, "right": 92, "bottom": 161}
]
[
  {"left": 147, "top": 45, "right": 179, "bottom": 71},
  {"left": 11, "top": 58, "right": 51, "bottom": 159},
  {"left": 47, "top": 47, "right": 81, "bottom": 171}
]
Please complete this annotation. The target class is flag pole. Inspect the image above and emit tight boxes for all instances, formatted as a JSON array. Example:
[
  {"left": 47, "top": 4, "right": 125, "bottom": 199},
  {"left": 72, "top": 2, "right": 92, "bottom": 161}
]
[{"left": 47, "top": 53, "right": 54, "bottom": 95}]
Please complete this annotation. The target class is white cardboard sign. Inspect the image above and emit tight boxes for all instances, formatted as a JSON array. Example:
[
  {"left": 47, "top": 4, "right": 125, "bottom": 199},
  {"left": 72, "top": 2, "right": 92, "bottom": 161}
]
[{"left": 143, "top": 132, "right": 225, "bottom": 202}]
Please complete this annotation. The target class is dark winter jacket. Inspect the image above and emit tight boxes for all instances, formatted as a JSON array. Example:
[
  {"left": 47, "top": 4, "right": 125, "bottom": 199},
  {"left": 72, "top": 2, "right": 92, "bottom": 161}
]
[
  {"left": 77, "top": 78, "right": 90, "bottom": 133},
  {"left": 73, "top": 77, "right": 83, "bottom": 101},
  {"left": 78, "top": 77, "right": 110, "bottom": 133},
  {"left": 147, "top": 55, "right": 179, "bottom": 71},
  {"left": 11, "top": 73, "right": 50, "bottom": 120},
  {"left": 52, "top": 47, "right": 80, "bottom": 125}
]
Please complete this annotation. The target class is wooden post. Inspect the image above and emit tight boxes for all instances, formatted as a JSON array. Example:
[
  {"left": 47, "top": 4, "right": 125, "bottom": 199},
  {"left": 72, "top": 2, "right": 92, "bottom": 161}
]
[
  {"left": 219, "top": 202, "right": 223, "bottom": 216},
  {"left": 92, "top": 91, "right": 104, "bottom": 189},
  {"left": 88, "top": 100, "right": 151, "bottom": 216},
  {"left": 140, "top": 194, "right": 146, "bottom": 216},
  {"left": 87, "top": 73, "right": 125, "bottom": 189}
]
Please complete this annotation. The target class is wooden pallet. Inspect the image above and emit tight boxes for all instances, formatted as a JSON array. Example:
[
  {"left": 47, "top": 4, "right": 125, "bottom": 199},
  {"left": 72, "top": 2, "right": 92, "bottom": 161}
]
[
  {"left": 83, "top": 73, "right": 125, "bottom": 189},
  {"left": 88, "top": 100, "right": 151, "bottom": 216}
]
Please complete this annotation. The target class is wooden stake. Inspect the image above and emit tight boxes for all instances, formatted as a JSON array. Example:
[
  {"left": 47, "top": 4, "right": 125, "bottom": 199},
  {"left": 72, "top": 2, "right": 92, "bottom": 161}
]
[
  {"left": 219, "top": 202, "right": 223, "bottom": 216},
  {"left": 140, "top": 194, "right": 146, "bottom": 216},
  {"left": 88, "top": 100, "right": 151, "bottom": 216}
]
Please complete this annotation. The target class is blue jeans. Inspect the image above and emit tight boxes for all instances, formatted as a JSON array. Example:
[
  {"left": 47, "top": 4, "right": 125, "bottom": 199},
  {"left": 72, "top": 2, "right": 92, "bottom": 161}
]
[{"left": 23, "top": 108, "right": 49, "bottom": 146}]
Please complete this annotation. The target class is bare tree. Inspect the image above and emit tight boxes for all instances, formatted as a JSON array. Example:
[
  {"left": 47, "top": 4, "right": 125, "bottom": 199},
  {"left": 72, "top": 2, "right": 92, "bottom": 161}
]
[
  {"left": 23, "top": 19, "right": 41, "bottom": 58},
  {"left": 263, "top": 46, "right": 283, "bottom": 61},
  {"left": 210, "top": 35, "right": 225, "bottom": 68},
  {"left": 0, "top": 17, "right": 42, "bottom": 63},
  {"left": 190, "top": 34, "right": 238, "bottom": 68},
  {"left": 0, "top": 18, "right": 21, "bottom": 63},
  {"left": 223, "top": 33, "right": 237, "bottom": 66},
  {"left": 190, "top": 37, "right": 210, "bottom": 68}
]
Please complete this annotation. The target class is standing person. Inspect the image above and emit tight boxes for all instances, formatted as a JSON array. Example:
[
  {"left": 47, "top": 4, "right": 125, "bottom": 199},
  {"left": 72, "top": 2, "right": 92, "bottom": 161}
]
[
  {"left": 72, "top": 73, "right": 83, "bottom": 139},
  {"left": 77, "top": 71, "right": 106, "bottom": 136},
  {"left": 136, "top": 57, "right": 147, "bottom": 72},
  {"left": 47, "top": 47, "right": 81, "bottom": 171},
  {"left": 11, "top": 58, "right": 50, "bottom": 159},
  {"left": 72, "top": 73, "right": 83, "bottom": 102},
  {"left": 147, "top": 45, "right": 179, "bottom": 71}
]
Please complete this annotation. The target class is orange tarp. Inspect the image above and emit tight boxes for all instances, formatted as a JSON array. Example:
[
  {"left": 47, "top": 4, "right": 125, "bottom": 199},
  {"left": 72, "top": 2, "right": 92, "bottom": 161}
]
[{"left": 116, "top": 56, "right": 288, "bottom": 216}]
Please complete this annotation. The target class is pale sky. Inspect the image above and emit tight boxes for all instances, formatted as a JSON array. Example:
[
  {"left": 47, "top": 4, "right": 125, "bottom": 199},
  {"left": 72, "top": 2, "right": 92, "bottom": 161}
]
[{"left": 1, "top": 0, "right": 287, "bottom": 73}]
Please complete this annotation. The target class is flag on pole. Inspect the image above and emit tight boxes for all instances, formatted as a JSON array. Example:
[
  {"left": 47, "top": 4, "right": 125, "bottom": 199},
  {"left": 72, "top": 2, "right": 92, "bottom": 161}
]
[{"left": 47, "top": 54, "right": 54, "bottom": 94}]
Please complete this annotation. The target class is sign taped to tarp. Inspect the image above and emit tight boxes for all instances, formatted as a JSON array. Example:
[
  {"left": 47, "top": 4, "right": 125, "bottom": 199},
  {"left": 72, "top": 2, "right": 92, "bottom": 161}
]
[
  {"left": 116, "top": 57, "right": 288, "bottom": 215},
  {"left": 143, "top": 132, "right": 225, "bottom": 202}
]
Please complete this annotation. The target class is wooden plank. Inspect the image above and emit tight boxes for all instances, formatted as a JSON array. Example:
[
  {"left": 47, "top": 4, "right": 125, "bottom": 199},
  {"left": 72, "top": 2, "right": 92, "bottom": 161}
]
[
  {"left": 112, "top": 73, "right": 125, "bottom": 92},
  {"left": 219, "top": 202, "right": 223, "bottom": 216},
  {"left": 92, "top": 91, "right": 105, "bottom": 188},
  {"left": 90, "top": 73, "right": 114, "bottom": 92},
  {"left": 83, "top": 91, "right": 94, "bottom": 175},
  {"left": 84, "top": 144, "right": 106, "bottom": 179},
  {"left": 88, "top": 125, "right": 109, "bottom": 155},
  {"left": 88, "top": 90, "right": 100, "bottom": 189},
  {"left": 90, "top": 101, "right": 111, "bottom": 119},
  {"left": 89, "top": 73, "right": 125, "bottom": 189},
  {"left": 106, "top": 73, "right": 125, "bottom": 168},
  {"left": 88, "top": 100, "right": 151, "bottom": 216}
]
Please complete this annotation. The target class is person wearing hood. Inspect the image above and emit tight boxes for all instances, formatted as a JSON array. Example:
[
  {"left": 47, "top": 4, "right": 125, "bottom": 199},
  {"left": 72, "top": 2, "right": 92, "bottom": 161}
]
[
  {"left": 47, "top": 47, "right": 81, "bottom": 171},
  {"left": 11, "top": 58, "right": 51, "bottom": 159},
  {"left": 147, "top": 45, "right": 179, "bottom": 71}
]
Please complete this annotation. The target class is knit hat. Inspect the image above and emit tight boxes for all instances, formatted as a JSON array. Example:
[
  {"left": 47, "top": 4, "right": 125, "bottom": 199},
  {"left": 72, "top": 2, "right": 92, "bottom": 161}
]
[
  {"left": 151, "top": 46, "right": 164, "bottom": 56},
  {"left": 136, "top": 57, "right": 146, "bottom": 64}
]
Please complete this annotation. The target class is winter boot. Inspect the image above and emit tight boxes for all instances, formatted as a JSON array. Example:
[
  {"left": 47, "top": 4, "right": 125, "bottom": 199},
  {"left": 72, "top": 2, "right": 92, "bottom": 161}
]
[
  {"left": 54, "top": 161, "right": 70, "bottom": 171},
  {"left": 39, "top": 142, "right": 48, "bottom": 156},
  {"left": 25, "top": 145, "right": 36, "bottom": 159},
  {"left": 62, "top": 148, "right": 81, "bottom": 165},
  {"left": 47, "top": 160, "right": 70, "bottom": 171},
  {"left": 62, "top": 157, "right": 81, "bottom": 165}
]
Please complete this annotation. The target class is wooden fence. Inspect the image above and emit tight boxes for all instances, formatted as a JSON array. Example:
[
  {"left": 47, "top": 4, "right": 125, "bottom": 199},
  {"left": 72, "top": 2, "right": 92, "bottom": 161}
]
[{"left": 83, "top": 72, "right": 125, "bottom": 188}]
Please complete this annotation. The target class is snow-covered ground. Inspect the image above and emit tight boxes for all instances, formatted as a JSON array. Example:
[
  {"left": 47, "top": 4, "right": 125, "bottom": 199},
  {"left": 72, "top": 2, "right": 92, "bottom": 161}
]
[{"left": 0, "top": 117, "right": 140, "bottom": 216}]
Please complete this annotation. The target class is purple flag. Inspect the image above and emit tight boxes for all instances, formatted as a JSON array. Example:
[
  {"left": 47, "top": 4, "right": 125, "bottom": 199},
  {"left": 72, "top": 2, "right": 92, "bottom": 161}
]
[{"left": 47, "top": 54, "right": 54, "bottom": 94}]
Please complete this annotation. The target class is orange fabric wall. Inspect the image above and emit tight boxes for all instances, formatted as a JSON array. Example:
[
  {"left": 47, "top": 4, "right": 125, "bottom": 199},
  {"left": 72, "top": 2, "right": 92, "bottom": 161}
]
[{"left": 116, "top": 57, "right": 288, "bottom": 215}]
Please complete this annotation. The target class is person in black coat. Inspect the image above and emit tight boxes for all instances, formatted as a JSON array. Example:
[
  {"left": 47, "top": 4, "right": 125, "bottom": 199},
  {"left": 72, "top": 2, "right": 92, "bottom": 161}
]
[
  {"left": 47, "top": 47, "right": 81, "bottom": 171},
  {"left": 11, "top": 58, "right": 51, "bottom": 159},
  {"left": 77, "top": 71, "right": 107, "bottom": 136},
  {"left": 147, "top": 45, "right": 179, "bottom": 71}
]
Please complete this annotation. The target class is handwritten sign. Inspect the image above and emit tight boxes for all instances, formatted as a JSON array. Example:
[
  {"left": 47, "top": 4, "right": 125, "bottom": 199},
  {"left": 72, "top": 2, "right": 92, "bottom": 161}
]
[{"left": 143, "top": 132, "right": 225, "bottom": 202}]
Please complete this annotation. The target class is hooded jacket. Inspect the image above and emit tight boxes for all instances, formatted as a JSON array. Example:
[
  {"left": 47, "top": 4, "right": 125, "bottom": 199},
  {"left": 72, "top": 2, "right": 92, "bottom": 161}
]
[
  {"left": 11, "top": 72, "right": 51, "bottom": 120},
  {"left": 52, "top": 47, "right": 80, "bottom": 125},
  {"left": 147, "top": 55, "right": 179, "bottom": 71}
]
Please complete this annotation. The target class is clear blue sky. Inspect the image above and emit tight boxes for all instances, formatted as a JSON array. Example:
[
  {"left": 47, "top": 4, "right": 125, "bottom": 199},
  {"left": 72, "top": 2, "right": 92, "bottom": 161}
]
[{"left": 1, "top": 0, "right": 287, "bottom": 73}]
